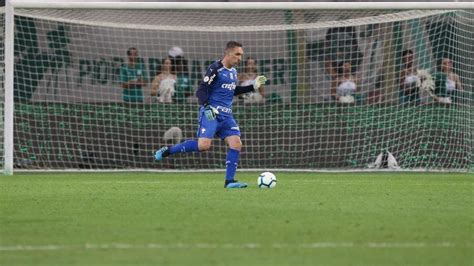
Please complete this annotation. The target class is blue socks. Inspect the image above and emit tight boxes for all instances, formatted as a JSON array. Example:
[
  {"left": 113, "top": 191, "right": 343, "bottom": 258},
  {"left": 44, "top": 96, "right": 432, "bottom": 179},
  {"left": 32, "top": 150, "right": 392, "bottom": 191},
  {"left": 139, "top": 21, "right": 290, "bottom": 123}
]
[
  {"left": 169, "top": 140, "right": 199, "bottom": 155},
  {"left": 168, "top": 141, "right": 240, "bottom": 182},
  {"left": 225, "top": 148, "right": 240, "bottom": 182}
]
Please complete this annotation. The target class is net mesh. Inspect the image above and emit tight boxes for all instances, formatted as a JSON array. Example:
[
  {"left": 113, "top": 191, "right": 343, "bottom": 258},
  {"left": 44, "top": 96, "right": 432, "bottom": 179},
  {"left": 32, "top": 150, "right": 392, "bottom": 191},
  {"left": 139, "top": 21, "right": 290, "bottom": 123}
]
[{"left": 3, "top": 7, "right": 473, "bottom": 171}]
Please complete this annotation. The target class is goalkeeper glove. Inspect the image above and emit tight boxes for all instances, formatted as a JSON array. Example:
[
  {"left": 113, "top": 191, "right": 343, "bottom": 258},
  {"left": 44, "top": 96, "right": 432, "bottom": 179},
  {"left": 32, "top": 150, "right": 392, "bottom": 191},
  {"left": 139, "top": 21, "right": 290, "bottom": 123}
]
[
  {"left": 253, "top": 75, "right": 267, "bottom": 91},
  {"left": 203, "top": 104, "right": 219, "bottom": 120}
]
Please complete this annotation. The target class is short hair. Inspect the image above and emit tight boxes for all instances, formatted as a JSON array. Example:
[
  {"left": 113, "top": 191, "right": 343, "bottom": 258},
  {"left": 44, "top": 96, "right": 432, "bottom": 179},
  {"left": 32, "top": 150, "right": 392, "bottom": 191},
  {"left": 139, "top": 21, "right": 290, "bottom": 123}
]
[
  {"left": 402, "top": 49, "right": 413, "bottom": 57},
  {"left": 442, "top": 57, "right": 452, "bottom": 63},
  {"left": 245, "top": 57, "right": 256, "bottom": 64},
  {"left": 127, "top": 47, "right": 137, "bottom": 56},
  {"left": 225, "top": 41, "right": 243, "bottom": 51},
  {"left": 170, "top": 56, "right": 189, "bottom": 74}
]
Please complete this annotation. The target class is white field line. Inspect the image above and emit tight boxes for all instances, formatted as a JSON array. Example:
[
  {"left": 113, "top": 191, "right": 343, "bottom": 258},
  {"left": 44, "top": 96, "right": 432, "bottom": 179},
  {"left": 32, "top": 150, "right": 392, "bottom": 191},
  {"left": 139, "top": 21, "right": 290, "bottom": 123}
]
[
  {"left": 292, "top": 180, "right": 473, "bottom": 186},
  {"left": 1, "top": 242, "right": 471, "bottom": 252},
  {"left": 81, "top": 181, "right": 161, "bottom": 184},
  {"left": 77, "top": 180, "right": 471, "bottom": 186}
]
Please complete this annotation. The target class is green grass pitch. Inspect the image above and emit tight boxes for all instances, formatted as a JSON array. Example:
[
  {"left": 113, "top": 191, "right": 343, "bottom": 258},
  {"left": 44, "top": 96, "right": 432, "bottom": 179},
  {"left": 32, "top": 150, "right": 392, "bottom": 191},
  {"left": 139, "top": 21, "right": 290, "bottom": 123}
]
[{"left": 1, "top": 172, "right": 472, "bottom": 266}]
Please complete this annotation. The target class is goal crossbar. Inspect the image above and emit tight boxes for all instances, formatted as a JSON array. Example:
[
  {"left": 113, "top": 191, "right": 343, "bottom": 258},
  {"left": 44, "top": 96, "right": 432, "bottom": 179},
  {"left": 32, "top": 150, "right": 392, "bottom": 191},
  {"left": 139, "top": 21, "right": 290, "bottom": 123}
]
[{"left": 8, "top": 1, "right": 474, "bottom": 10}]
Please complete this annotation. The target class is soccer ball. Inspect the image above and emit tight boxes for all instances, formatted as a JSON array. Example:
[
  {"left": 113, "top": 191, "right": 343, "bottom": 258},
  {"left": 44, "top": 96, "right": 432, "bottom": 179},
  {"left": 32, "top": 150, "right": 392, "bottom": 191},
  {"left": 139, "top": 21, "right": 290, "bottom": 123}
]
[{"left": 257, "top": 172, "right": 277, "bottom": 188}]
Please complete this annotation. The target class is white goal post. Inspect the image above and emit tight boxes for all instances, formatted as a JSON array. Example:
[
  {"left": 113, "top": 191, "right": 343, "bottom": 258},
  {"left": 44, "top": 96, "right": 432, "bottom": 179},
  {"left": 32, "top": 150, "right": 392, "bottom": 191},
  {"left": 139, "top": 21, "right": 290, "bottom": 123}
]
[{"left": 2, "top": 1, "right": 473, "bottom": 174}]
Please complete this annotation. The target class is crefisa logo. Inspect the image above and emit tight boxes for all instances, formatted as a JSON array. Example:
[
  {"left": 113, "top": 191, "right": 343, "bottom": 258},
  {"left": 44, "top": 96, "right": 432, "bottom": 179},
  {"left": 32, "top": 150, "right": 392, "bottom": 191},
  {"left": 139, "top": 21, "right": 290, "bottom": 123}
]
[{"left": 221, "top": 82, "right": 236, "bottom": 90}]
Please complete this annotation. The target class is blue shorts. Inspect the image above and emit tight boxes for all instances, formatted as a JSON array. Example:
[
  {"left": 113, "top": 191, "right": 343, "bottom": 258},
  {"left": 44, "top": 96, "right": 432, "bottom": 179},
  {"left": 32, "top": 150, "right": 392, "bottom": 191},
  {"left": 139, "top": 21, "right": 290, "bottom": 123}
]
[{"left": 197, "top": 109, "right": 241, "bottom": 140}]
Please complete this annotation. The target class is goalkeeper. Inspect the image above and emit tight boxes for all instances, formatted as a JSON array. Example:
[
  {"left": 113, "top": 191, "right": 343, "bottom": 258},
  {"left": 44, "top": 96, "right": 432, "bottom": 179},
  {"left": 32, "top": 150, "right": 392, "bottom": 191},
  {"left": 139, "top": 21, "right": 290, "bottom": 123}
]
[{"left": 154, "top": 41, "right": 267, "bottom": 188}]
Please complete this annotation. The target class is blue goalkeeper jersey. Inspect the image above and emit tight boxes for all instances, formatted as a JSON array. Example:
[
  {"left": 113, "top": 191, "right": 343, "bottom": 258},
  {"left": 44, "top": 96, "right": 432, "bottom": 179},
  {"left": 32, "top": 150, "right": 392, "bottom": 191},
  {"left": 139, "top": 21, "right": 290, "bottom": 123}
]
[{"left": 199, "top": 60, "right": 239, "bottom": 114}]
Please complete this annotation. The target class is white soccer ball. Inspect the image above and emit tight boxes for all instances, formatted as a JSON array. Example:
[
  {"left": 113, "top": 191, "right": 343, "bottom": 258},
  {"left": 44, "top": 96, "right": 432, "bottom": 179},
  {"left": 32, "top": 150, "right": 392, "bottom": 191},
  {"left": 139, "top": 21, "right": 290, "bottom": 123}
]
[{"left": 257, "top": 172, "right": 277, "bottom": 188}]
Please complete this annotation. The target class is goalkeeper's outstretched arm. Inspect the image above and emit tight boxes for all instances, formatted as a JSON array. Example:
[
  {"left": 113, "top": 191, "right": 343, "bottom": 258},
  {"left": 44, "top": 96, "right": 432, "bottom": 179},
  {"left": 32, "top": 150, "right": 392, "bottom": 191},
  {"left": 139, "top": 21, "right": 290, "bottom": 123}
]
[
  {"left": 234, "top": 84, "right": 254, "bottom": 96},
  {"left": 234, "top": 75, "right": 266, "bottom": 96}
]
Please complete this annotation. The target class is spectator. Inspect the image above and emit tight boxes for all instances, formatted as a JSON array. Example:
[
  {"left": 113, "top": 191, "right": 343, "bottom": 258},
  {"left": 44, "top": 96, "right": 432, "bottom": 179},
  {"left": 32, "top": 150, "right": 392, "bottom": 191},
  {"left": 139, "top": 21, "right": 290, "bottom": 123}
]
[
  {"left": 399, "top": 49, "right": 420, "bottom": 104},
  {"left": 167, "top": 46, "right": 193, "bottom": 103},
  {"left": 151, "top": 58, "right": 176, "bottom": 103},
  {"left": 120, "top": 47, "right": 147, "bottom": 103},
  {"left": 324, "top": 26, "right": 362, "bottom": 100},
  {"left": 238, "top": 57, "right": 265, "bottom": 104},
  {"left": 336, "top": 61, "right": 358, "bottom": 103},
  {"left": 441, "top": 58, "right": 463, "bottom": 101}
]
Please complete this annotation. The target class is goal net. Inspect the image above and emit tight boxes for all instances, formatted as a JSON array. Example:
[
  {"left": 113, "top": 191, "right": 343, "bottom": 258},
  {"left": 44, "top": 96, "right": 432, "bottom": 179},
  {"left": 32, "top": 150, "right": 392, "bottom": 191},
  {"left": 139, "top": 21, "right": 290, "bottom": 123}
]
[{"left": 2, "top": 3, "right": 473, "bottom": 172}]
